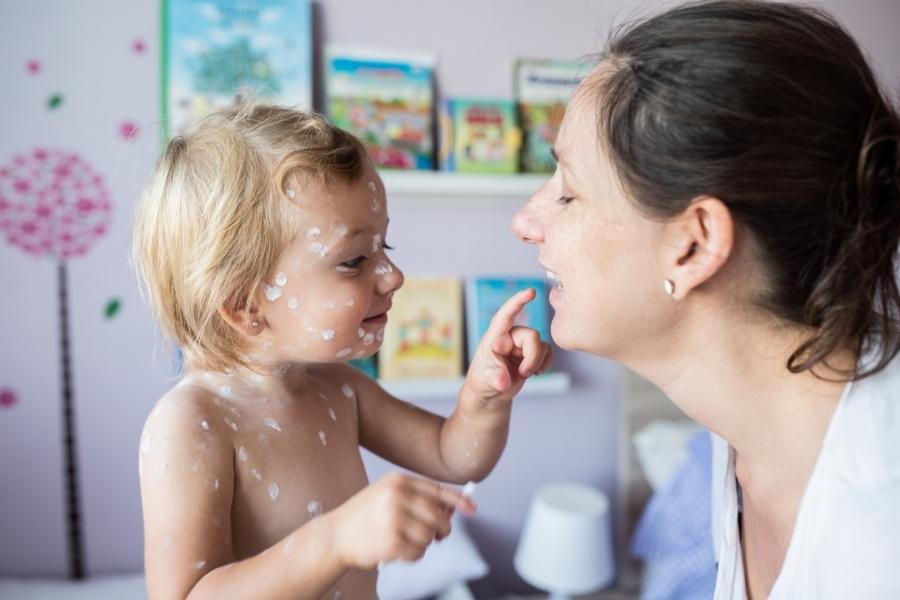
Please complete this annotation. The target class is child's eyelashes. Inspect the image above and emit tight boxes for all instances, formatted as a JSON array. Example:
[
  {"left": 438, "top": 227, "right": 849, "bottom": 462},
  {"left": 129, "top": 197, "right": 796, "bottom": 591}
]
[
  {"left": 337, "top": 256, "right": 367, "bottom": 272},
  {"left": 558, "top": 195, "right": 575, "bottom": 206},
  {"left": 335, "top": 239, "right": 393, "bottom": 273}
]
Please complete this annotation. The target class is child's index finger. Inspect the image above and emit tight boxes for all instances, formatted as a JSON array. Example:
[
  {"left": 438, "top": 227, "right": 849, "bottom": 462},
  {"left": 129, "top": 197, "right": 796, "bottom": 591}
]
[{"left": 486, "top": 288, "right": 537, "bottom": 338}]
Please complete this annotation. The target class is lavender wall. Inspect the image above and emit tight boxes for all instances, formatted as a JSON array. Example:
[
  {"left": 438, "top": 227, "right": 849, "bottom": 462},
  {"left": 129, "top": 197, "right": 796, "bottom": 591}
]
[{"left": 1, "top": 0, "right": 898, "bottom": 596}]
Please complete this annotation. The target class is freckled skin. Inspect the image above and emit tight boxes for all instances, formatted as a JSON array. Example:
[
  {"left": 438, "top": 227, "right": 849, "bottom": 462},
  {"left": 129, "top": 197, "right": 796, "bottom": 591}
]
[{"left": 140, "top": 162, "right": 552, "bottom": 600}]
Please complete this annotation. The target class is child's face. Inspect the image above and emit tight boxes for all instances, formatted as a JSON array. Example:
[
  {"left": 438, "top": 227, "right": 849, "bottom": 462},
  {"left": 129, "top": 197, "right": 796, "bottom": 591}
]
[{"left": 252, "top": 162, "right": 403, "bottom": 364}]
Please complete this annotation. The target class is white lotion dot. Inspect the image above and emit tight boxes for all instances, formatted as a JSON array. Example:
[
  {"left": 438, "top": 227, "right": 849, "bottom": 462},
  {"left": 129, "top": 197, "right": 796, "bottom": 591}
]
[
  {"left": 140, "top": 432, "right": 150, "bottom": 455},
  {"left": 374, "top": 261, "right": 392, "bottom": 276},
  {"left": 372, "top": 233, "right": 381, "bottom": 254},
  {"left": 323, "top": 300, "right": 336, "bottom": 310},
  {"left": 238, "top": 446, "right": 248, "bottom": 461},
  {"left": 275, "top": 272, "right": 288, "bottom": 286},
  {"left": 357, "top": 327, "right": 365, "bottom": 338},
  {"left": 341, "top": 383, "right": 354, "bottom": 398},
  {"left": 346, "top": 297, "right": 354, "bottom": 307},
  {"left": 318, "top": 430, "right": 327, "bottom": 446},
  {"left": 376, "top": 328, "right": 385, "bottom": 342},
  {"left": 220, "top": 385, "right": 231, "bottom": 397},
  {"left": 307, "top": 500, "right": 323, "bottom": 516},
  {"left": 264, "top": 417, "right": 282, "bottom": 432},
  {"left": 287, "top": 189, "right": 296, "bottom": 199},
  {"left": 268, "top": 482, "right": 280, "bottom": 501},
  {"left": 335, "top": 224, "right": 348, "bottom": 237},
  {"left": 251, "top": 467, "right": 262, "bottom": 481},
  {"left": 363, "top": 333, "right": 375, "bottom": 346},
  {"left": 321, "top": 329, "right": 335, "bottom": 341},
  {"left": 287, "top": 297, "right": 299, "bottom": 310},
  {"left": 328, "top": 408, "right": 337, "bottom": 421},
  {"left": 264, "top": 284, "right": 283, "bottom": 302},
  {"left": 194, "top": 560, "right": 206, "bottom": 570},
  {"left": 214, "top": 478, "right": 220, "bottom": 490},
  {"left": 224, "top": 417, "right": 238, "bottom": 431},
  {"left": 309, "top": 242, "right": 324, "bottom": 254},
  {"left": 335, "top": 347, "right": 352, "bottom": 358},
  {"left": 307, "top": 227, "right": 321, "bottom": 239}
]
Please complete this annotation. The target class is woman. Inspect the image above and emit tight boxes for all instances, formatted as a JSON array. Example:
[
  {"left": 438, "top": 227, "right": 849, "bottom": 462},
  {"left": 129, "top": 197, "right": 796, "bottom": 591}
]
[{"left": 512, "top": 1, "right": 900, "bottom": 598}]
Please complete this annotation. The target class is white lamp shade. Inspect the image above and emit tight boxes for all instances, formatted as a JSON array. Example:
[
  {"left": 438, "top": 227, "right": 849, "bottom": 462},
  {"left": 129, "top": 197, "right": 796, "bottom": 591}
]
[{"left": 513, "top": 482, "right": 615, "bottom": 594}]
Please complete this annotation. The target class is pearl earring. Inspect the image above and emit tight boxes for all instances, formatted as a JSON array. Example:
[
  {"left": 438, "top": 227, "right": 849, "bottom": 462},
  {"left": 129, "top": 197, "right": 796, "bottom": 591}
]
[{"left": 664, "top": 279, "right": 675, "bottom": 296}]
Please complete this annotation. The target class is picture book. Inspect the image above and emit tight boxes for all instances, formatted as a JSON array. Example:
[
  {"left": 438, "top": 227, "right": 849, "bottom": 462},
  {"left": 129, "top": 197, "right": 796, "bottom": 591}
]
[
  {"left": 378, "top": 277, "right": 463, "bottom": 379},
  {"left": 325, "top": 46, "right": 436, "bottom": 170},
  {"left": 514, "top": 59, "right": 587, "bottom": 173},
  {"left": 465, "top": 276, "right": 551, "bottom": 365},
  {"left": 440, "top": 99, "right": 521, "bottom": 174},
  {"left": 163, "top": 0, "right": 313, "bottom": 139}
]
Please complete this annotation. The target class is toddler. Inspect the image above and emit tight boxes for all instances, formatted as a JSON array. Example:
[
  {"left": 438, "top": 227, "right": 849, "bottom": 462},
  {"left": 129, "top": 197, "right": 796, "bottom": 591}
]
[{"left": 132, "top": 104, "right": 552, "bottom": 600}]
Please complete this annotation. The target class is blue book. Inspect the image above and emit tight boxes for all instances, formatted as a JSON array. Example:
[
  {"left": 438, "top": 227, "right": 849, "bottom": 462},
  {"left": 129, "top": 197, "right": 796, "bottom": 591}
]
[{"left": 465, "top": 277, "right": 551, "bottom": 365}]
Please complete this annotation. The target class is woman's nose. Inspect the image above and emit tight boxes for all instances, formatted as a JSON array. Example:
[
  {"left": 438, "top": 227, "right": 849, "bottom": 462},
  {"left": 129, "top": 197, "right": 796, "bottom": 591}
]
[{"left": 511, "top": 194, "right": 547, "bottom": 245}]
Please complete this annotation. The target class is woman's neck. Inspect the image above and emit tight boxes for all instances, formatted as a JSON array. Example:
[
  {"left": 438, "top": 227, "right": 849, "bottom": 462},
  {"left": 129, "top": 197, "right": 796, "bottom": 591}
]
[{"left": 629, "top": 300, "right": 851, "bottom": 495}]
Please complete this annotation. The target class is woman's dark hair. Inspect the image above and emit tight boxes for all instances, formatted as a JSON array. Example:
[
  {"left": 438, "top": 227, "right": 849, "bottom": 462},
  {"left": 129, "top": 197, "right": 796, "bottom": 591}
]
[{"left": 596, "top": 0, "right": 900, "bottom": 380}]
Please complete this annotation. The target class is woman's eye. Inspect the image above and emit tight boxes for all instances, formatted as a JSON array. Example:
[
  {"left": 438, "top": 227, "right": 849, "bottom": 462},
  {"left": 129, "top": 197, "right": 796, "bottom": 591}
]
[
  {"left": 558, "top": 195, "right": 575, "bottom": 206},
  {"left": 337, "top": 256, "right": 367, "bottom": 272}
]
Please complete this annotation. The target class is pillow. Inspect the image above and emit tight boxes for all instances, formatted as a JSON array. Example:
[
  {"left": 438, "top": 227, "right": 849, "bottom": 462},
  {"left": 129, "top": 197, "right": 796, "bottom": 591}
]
[{"left": 377, "top": 515, "right": 489, "bottom": 600}]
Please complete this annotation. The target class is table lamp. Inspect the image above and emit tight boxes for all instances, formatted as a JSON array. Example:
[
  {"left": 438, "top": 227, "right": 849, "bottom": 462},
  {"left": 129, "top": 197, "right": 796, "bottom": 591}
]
[{"left": 513, "top": 482, "right": 615, "bottom": 600}]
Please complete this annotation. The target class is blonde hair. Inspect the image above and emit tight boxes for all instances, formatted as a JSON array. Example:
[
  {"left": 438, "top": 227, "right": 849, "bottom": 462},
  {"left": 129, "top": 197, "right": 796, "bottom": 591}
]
[{"left": 132, "top": 103, "right": 367, "bottom": 372}]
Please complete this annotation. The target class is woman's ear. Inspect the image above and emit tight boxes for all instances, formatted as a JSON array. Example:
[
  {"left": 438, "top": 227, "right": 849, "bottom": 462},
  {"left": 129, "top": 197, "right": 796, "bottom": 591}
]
[
  {"left": 217, "top": 300, "right": 265, "bottom": 337},
  {"left": 659, "top": 196, "right": 734, "bottom": 299}
]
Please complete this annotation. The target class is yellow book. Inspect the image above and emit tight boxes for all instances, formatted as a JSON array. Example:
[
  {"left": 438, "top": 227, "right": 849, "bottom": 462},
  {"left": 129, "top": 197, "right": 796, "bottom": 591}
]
[{"left": 379, "top": 277, "right": 463, "bottom": 380}]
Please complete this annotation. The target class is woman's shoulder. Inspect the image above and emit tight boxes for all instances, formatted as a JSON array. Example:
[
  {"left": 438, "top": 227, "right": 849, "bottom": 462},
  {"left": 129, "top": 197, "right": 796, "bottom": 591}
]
[{"left": 827, "top": 350, "right": 900, "bottom": 484}]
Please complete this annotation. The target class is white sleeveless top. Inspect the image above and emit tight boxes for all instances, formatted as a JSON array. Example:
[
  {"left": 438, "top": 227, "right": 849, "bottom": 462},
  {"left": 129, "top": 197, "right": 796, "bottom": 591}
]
[{"left": 711, "top": 352, "right": 900, "bottom": 599}]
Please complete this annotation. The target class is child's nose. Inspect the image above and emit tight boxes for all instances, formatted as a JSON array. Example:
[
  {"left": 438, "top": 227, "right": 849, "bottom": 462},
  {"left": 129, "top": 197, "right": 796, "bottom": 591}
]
[{"left": 376, "top": 258, "right": 404, "bottom": 296}]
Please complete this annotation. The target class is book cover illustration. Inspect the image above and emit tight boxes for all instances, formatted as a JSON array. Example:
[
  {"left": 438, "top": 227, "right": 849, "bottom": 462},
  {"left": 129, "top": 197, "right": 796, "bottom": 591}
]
[
  {"left": 325, "top": 46, "right": 436, "bottom": 170},
  {"left": 379, "top": 277, "right": 463, "bottom": 379},
  {"left": 441, "top": 99, "right": 521, "bottom": 174},
  {"left": 163, "top": 0, "right": 313, "bottom": 138},
  {"left": 465, "top": 277, "right": 551, "bottom": 365},
  {"left": 514, "top": 59, "right": 587, "bottom": 173}
]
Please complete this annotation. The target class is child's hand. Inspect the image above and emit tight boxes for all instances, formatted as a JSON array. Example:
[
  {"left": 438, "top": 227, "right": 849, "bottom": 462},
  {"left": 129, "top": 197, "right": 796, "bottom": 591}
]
[
  {"left": 464, "top": 288, "right": 553, "bottom": 406},
  {"left": 330, "top": 473, "right": 475, "bottom": 570}
]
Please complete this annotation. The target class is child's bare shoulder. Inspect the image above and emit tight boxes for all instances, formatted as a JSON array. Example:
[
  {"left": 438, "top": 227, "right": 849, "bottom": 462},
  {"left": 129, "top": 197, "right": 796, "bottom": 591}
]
[
  {"left": 308, "top": 361, "right": 370, "bottom": 398},
  {"left": 139, "top": 375, "right": 234, "bottom": 467}
]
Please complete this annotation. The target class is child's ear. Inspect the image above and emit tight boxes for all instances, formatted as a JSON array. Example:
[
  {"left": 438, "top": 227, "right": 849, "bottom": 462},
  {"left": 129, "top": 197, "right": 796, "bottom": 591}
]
[
  {"left": 218, "top": 301, "right": 265, "bottom": 337},
  {"left": 658, "top": 196, "right": 734, "bottom": 300}
]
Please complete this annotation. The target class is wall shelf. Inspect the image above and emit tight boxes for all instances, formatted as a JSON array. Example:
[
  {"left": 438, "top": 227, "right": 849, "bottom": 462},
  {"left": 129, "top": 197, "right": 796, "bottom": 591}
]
[
  {"left": 379, "top": 371, "right": 570, "bottom": 399},
  {"left": 379, "top": 170, "right": 547, "bottom": 203}
]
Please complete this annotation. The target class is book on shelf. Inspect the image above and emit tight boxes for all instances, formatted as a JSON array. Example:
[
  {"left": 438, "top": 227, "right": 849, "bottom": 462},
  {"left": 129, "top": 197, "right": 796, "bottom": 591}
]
[
  {"left": 378, "top": 277, "right": 464, "bottom": 380},
  {"left": 324, "top": 46, "right": 436, "bottom": 170},
  {"left": 162, "top": 0, "right": 313, "bottom": 139},
  {"left": 514, "top": 59, "right": 587, "bottom": 173},
  {"left": 465, "top": 276, "right": 551, "bottom": 366},
  {"left": 439, "top": 99, "right": 521, "bottom": 174}
]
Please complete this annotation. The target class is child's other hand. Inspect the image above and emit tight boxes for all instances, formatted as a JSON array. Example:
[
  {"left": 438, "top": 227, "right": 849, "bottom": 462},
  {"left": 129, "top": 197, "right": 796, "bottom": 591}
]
[
  {"left": 331, "top": 473, "right": 475, "bottom": 570},
  {"left": 464, "top": 288, "right": 553, "bottom": 406}
]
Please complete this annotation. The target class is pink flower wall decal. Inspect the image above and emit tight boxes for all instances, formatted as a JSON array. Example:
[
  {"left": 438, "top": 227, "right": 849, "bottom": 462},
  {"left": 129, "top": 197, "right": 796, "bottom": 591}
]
[{"left": 0, "top": 148, "right": 111, "bottom": 260}]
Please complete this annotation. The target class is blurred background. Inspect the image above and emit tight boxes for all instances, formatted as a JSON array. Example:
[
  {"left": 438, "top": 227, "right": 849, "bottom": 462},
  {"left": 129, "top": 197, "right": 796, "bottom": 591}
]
[{"left": 1, "top": 1, "right": 898, "bottom": 599}]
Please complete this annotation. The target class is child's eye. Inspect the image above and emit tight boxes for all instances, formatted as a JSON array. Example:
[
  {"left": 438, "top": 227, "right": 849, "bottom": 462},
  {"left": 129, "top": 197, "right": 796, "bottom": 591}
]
[
  {"left": 383, "top": 242, "right": 394, "bottom": 251},
  {"left": 558, "top": 195, "right": 575, "bottom": 206},
  {"left": 337, "top": 256, "right": 367, "bottom": 272}
]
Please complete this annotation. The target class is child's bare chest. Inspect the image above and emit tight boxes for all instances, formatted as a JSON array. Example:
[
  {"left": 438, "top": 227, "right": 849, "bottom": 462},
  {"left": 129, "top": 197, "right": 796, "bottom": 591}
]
[{"left": 223, "top": 394, "right": 368, "bottom": 559}]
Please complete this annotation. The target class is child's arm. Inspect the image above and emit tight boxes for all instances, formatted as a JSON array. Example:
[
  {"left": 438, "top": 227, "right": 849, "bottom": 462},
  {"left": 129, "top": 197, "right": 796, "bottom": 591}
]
[
  {"left": 355, "top": 289, "right": 552, "bottom": 484},
  {"left": 140, "top": 391, "right": 473, "bottom": 600}
]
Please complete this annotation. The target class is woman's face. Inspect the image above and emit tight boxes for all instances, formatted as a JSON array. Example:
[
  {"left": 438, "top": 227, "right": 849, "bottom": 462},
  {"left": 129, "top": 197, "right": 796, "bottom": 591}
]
[{"left": 511, "top": 73, "right": 671, "bottom": 359}]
